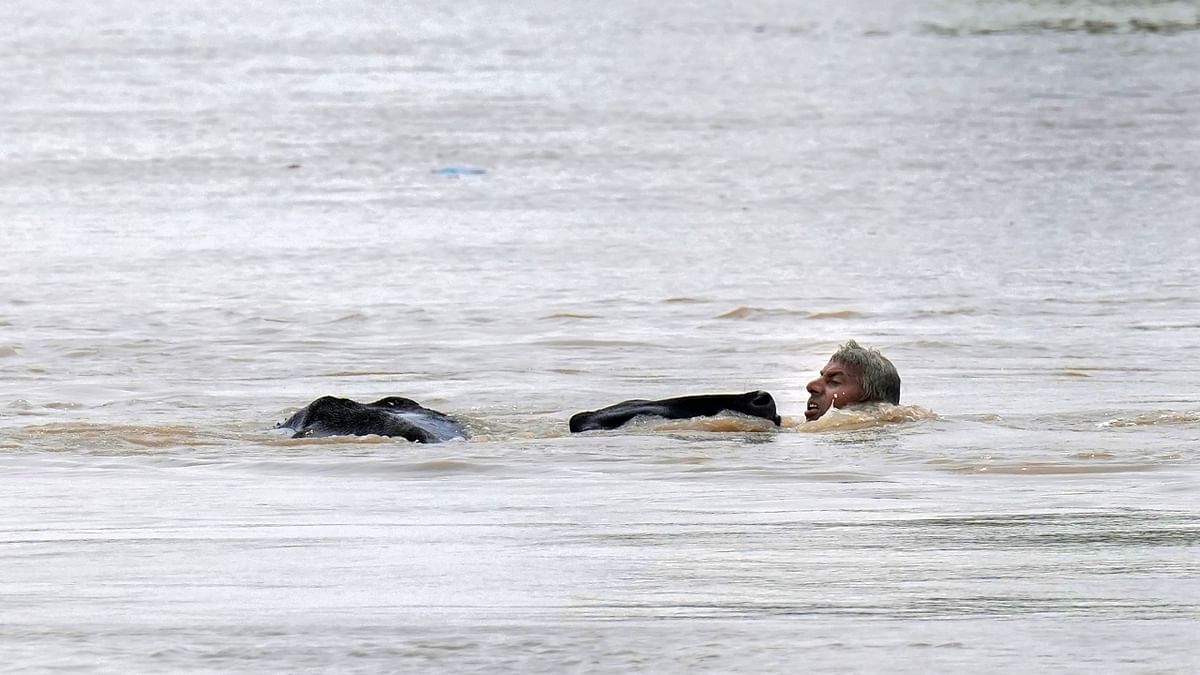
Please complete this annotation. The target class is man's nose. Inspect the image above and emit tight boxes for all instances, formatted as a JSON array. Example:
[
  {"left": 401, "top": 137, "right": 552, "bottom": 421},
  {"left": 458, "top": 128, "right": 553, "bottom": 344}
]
[{"left": 806, "top": 377, "right": 822, "bottom": 395}]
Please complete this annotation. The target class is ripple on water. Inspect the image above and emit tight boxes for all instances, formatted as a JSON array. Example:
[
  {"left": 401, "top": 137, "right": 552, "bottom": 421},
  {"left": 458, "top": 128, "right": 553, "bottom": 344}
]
[
  {"left": 4, "top": 422, "right": 224, "bottom": 454},
  {"left": 940, "top": 462, "right": 1161, "bottom": 476},
  {"left": 225, "top": 456, "right": 503, "bottom": 478},
  {"left": 1099, "top": 411, "right": 1200, "bottom": 428},
  {"left": 715, "top": 306, "right": 815, "bottom": 320}
]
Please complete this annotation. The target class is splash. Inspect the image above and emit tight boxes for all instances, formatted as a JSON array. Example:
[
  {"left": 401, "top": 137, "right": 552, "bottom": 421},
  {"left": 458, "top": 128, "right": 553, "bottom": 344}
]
[
  {"left": 263, "top": 433, "right": 396, "bottom": 446},
  {"left": 789, "top": 402, "right": 938, "bottom": 432},
  {"left": 652, "top": 416, "right": 780, "bottom": 433}
]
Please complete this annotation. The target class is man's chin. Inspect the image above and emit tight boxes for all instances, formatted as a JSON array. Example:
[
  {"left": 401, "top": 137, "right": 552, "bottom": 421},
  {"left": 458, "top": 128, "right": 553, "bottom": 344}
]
[{"left": 804, "top": 408, "right": 824, "bottom": 422}]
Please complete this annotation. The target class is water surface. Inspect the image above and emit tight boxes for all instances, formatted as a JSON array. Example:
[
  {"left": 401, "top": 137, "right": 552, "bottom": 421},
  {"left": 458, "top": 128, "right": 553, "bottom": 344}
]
[{"left": 2, "top": 0, "right": 1199, "bottom": 671}]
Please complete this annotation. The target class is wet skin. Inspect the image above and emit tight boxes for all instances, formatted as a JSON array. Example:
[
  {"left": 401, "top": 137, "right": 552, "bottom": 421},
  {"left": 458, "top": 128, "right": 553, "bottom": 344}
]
[{"left": 805, "top": 359, "right": 867, "bottom": 421}]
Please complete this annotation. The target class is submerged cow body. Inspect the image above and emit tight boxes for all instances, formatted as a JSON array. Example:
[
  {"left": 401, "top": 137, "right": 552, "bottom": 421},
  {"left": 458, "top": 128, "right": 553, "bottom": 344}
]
[
  {"left": 569, "top": 390, "right": 781, "bottom": 433},
  {"left": 279, "top": 390, "right": 779, "bottom": 442},
  {"left": 277, "top": 396, "right": 466, "bottom": 443}
]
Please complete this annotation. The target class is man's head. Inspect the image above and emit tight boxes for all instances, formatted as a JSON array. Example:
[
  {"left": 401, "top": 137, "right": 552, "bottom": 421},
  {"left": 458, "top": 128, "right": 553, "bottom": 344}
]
[{"left": 804, "top": 339, "right": 901, "bottom": 421}]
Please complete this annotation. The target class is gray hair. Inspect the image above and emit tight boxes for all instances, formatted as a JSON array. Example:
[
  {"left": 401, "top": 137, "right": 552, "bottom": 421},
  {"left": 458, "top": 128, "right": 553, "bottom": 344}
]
[{"left": 832, "top": 339, "right": 901, "bottom": 405}]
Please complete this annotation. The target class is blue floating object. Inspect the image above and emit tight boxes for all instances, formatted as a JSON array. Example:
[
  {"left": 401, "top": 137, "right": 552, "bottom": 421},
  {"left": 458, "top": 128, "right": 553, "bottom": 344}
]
[{"left": 432, "top": 166, "right": 487, "bottom": 176}]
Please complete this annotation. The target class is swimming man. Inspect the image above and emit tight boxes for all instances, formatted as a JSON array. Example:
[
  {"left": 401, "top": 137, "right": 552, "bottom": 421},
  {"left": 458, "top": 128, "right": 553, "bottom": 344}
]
[{"left": 805, "top": 339, "right": 901, "bottom": 422}]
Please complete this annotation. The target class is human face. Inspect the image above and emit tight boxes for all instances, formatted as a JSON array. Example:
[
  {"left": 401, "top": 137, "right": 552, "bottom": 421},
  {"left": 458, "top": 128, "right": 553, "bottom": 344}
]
[{"left": 805, "top": 358, "right": 867, "bottom": 421}]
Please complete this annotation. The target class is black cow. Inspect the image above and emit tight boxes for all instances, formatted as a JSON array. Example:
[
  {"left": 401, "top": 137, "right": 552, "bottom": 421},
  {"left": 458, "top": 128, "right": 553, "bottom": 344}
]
[
  {"left": 277, "top": 396, "right": 466, "bottom": 443},
  {"left": 569, "top": 391, "right": 781, "bottom": 432}
]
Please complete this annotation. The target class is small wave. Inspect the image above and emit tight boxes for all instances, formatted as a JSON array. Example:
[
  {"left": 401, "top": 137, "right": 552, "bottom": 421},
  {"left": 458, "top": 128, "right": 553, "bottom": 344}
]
[
  {"left": 13, "top": 422, "right": 220, "bottom": 451},
  {"left": 45, "top": 401, "right": 83, "bottom": 410},
  {"left": 679, "top": 465, "right": 886, "bottom": 482},
  {"left": 532, "top": 338, "right": 656, "bottom": 348},
  {"left": 61, "top": 348, "right": 101, "bottom": 358},
  {"left": 1100, "top": 411, "right": 1200, "bottom": 428},
  {"left": 652, "top": 455, "right": 711, "bottom": 464},
  {"left": 1070, "top": 451, "right": 1117, "bottom": 460},
  {"left": 540, "top": 312, "right": 599, "bottom": 320},
  {"left": 715, "top": 306, "right": 813, "bottom": 320},
  {"left": 403, "top": 459, "right": 494, "bottom": 473},
  {"left": 321, "top": 370, "right": 421, "bottom": 377},
  {"left": 895, "top": 339, "right": 958, "bottom": 349},
  {"left": 943, "top": 462, "right": 1159, "bottom": 475},
  {"left": 8, "top": 400, "right": 84, "bottom": 414},
  {"left": 922, "top": 17, "right": 1200, "bottom": 37},
  {"left": 227, "top": 456, "right": 499, "bottom": 477},
  {"left": 806, "top": 310, "right": 863, "bottom": 320},
  {"left": 1131, "top": 322, "right": 1200, "bottom": 331},
  {"left": 908, "top": 308, "right": 980, "bottom": 318}
]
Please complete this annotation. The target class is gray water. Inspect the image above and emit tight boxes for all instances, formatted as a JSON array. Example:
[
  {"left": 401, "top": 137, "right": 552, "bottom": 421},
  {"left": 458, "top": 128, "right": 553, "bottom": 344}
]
[{"left": 2, "top": 0, "right": 1199, "bottom": 672}]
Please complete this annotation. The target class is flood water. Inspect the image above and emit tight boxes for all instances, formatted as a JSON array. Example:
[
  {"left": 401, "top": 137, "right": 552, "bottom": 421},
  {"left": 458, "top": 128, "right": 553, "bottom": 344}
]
[{"left": 2, "top": 0, "right": 1199, "bottom": 671}]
